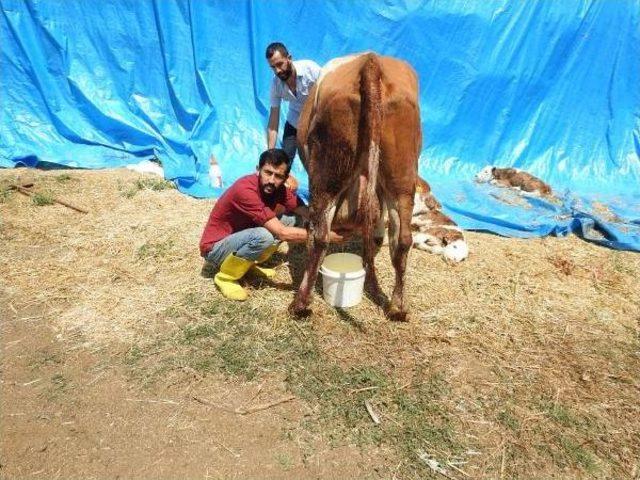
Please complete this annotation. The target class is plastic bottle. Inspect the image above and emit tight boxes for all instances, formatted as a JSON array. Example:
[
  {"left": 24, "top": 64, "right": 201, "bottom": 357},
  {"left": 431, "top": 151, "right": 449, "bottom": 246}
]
[{"left": 209, "top": 155, "right": 223, "bottom": 188}]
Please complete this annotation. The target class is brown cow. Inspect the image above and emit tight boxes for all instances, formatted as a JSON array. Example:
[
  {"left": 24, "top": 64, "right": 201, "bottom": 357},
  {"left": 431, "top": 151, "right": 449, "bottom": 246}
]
[{"left": 289, "top": 52, "right": 421, "bottom": 321}]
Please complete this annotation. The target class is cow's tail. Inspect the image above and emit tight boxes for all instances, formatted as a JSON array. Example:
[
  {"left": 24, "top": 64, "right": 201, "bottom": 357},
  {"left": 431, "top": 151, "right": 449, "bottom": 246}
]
[
  {"left": 358, "top": 53, "right": 383, "bottom": 278},
  {"left": 359, "top": 53, "right": 383, "bottom": 271}
]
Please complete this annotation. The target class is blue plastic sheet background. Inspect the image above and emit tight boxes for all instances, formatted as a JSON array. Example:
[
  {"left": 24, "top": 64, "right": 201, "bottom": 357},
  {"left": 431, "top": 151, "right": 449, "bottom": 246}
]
[{"left": 1, "top": 0, "right": 639, "bottom": 250}]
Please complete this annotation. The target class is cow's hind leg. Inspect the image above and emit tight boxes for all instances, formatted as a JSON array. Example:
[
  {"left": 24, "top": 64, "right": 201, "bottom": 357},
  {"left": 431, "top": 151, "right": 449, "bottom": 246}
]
[
  {"left": 373, "top": 200, "right": 387, "bottom": 253},
  {"left": 289, "top": 197, "right": 337, "bottom": 317},
  {"left": 385, "top": 194, "right": 414, "bottom": 321},
  {"left": 362, "top": 196, "right": 384, "bottom": 304}
]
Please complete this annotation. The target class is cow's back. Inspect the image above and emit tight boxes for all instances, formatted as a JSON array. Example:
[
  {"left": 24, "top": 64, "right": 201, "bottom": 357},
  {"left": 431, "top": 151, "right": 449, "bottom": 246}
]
[{"left": 313, "top": 54, "right": 418, "bottom": 111}]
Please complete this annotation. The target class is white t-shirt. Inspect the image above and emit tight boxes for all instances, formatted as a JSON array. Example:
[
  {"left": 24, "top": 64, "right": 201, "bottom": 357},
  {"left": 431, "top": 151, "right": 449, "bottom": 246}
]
[{"left": 269, "top": 59, "right": 321, "bottom": 128}]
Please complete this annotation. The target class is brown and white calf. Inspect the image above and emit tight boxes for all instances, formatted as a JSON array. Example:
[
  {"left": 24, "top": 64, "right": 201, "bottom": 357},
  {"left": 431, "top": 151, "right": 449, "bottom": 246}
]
[
  {"left": 411, "top": 177, "right": 468, "bottom": 262},
  {"left": 475, "top": 166, "right": 553, "bottom": 196},
  {"left": 291, "top": 52, "right": 421, "bottom": 321}
]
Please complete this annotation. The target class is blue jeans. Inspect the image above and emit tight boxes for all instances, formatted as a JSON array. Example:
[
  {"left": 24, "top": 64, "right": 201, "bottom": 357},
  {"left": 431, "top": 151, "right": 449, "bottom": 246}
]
[
  {"left": 282, "top": 121, "right": 297, "bottom": 162},
  {"left": 205, "top": 215, "right": 296, "bottom": 270}
]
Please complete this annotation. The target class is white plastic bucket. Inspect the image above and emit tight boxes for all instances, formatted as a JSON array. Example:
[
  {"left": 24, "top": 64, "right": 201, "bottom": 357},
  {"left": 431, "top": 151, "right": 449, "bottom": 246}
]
[{"left": 320, "top": 253, "right": 366, "bottom": 308}]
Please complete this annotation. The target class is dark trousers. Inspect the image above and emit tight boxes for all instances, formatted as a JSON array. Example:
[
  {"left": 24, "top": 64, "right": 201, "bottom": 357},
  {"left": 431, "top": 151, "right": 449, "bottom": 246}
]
[{"left": 282, "top": 121, "right": 297, "bottom": 162}]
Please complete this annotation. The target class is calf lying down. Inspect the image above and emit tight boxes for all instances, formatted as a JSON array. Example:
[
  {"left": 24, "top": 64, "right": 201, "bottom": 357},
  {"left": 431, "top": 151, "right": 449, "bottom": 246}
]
[
  {"left": 475, "top": 166, "right": 553, "bottom": 197},
  {"left": 322, "top": 175, "right": 468, "bottom": 263},
  {"left": 411, "top": 177, "right": 468, "bottom": 262}
]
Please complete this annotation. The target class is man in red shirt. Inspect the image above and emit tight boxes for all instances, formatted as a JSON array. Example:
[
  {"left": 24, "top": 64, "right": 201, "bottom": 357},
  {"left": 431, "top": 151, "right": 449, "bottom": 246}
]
[{"left": 200, "top": 148, "right": 343, "bottom": 301}]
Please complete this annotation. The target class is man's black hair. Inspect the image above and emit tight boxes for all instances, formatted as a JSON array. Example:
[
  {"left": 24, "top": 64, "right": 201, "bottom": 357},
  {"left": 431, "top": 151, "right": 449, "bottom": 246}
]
[
  {"left": 258, "top": 148, "right": 291, "bottom": 175},
  {"left": 265, "top": 42, "right": 289, "bottom": 59}
]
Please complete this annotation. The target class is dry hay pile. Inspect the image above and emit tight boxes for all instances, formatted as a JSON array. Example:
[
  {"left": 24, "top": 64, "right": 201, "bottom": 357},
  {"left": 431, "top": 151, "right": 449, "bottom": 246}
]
[
  {"left": 1, "top": 168, "right": 639, "bottom": 478},
  {"left": 1, "top": 170, "right": 210, "bottom": 345}
]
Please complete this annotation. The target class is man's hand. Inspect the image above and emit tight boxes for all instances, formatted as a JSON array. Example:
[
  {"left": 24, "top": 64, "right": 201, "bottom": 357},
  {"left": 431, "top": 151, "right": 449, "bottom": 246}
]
[
  {"left": 329, "top": 229, "right": 351, "bottom": 243},
  {"left": 267, "top": 106, "right": 280, "bottom": 149},
  {"left": 285, "top": 174, "right": 298, "bottom": 191}
]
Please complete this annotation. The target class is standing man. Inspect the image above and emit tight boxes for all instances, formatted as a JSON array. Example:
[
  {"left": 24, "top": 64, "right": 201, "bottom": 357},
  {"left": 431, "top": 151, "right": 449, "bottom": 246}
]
[
  {"left": 199, "top": 148, "right": 344, "bottom": 301},
  {"left": 266, "top": 42, "right": 321, "bottom": 163}
]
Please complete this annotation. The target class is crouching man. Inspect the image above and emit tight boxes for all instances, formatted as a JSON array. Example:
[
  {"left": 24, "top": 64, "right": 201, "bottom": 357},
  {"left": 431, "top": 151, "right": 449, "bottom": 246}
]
[{"left": 199, "top": 148, "right": 344, "bottom": 301}]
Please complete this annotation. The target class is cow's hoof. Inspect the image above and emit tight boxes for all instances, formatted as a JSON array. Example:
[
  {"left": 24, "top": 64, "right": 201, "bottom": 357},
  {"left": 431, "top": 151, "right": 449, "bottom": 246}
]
[
  {"left": 387, "top": 306, "right": 409, "bottom": 322},
  {"left": 364, "top": 278, "right": 384, "bottom": 301},
  {"left": 288, "top": 301, "right": 312, "bottom": 318}
]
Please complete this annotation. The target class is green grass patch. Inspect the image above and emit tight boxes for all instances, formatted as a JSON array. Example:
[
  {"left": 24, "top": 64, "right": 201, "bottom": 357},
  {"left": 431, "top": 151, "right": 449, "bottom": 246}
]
[
  {"left": 51, "top": 373, "right": 67, "bottom": 391},
  {"left": 181, "top": 323, "right": 222, "bottom": 343},
  {"left": 126, "top": 291, "right": 627, "bottom": 476},
  {"left": 32, "top": 192, "right": 55, "bottom": 206},
  {"left": 136, "top": 238, "right": 175, "bottom": 261},
  {"left": 275, "top": 452, "right": 294, "bottom": 470},
  {"left": 124, "top": 345, "right": 145, "bottom": 366},
  {"left": 38, "top": 372, "right": 71, "bottom": 401},
  {"left": 54, "top": 174, "right": 73, "bottom": 182},
  {"left": 539, "top": 401, "right": 584, "bottom": 428},
  {"left": 610, "top": 252, "right": 634, "bottom": 275},
  {"left": 28, "top": 349, "right": 63, "bottom": 369},
  {"left": 498, "top": 408, "right": 521, "bottom": 432},
  {"left": 388, "top": 374, "right": 458, "bottom": 459},
  {"left": 121, "top": 177, "right": 175, "bottom": 198},
  {"left": 559, "top": 437, "right": 597, "bottom": 472},
  {"left": 136, "top": 177, "right": 174, "bottom": 191},
  {"left": 538, "top": 437, "right": 598, "bottom": 474},
  {"left": 0, "top": 188, "right": 13, "bottom": 203},
  {"left": 124, "top": 295, "right": 462, "bottom": 476},
  {"left": 532, "top": 400, "right": 602, "bottom": 474}
]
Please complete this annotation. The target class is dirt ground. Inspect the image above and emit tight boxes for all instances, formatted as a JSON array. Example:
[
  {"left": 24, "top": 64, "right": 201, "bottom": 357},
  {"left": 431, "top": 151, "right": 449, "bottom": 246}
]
[
  {"left": 1, "top": 310, "right": 378, "bottom": 480},
  {"left": 1, "top": 168, "right": 639, "bottom": 479}
]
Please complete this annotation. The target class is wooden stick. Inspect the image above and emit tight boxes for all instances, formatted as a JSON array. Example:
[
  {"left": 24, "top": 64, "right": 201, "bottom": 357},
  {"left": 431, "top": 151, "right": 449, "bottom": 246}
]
[
  {"left": 246, "top": 382, "right": 265, "bottom": 404},
  {"left": 234, "top": 395, "right": 296, "bottom": 415},
  {"left": 347, "top": 385, "right": 379, "bottom": 395},
  {"left": 125, "top": 397, "right": 178, "bottom": 405},
  {"left": 447, "top": 462, "right": 471, "bottom": 478},
  {"left": 13, "top": 184, "right": 88, "bottom": 214},
  {"left": 212, "top": 439, "right": 240, "bottom": 458},
  {"left": 191, "top": 396, "right": 235, "bottom": 413},
  {"left": 364, "top": 399, "right": 381, "bottom": 425}
]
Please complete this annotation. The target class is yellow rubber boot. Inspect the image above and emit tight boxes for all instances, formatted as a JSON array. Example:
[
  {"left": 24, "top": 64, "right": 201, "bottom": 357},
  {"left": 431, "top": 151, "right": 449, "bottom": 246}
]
[
  {"left": 214, "top": 254, "right": 254, "bottom": 301},
  {"left": 250, "top": 244, "right": 279, "bottom": 279}
]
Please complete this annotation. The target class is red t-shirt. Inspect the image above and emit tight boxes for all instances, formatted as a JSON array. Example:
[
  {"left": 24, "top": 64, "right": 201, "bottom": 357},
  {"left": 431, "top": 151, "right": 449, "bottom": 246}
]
[{"left": 199, "top": 174, "right": 301, "bottom": 256}]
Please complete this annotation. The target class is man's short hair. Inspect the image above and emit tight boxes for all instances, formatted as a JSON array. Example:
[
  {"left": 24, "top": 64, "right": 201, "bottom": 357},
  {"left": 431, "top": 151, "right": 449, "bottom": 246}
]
[
  {"left": 258, "top": 148, "right": 291, "bottom": 175},
  {"left": 265, "top": 42, "right": 289, "bottom": 59}
]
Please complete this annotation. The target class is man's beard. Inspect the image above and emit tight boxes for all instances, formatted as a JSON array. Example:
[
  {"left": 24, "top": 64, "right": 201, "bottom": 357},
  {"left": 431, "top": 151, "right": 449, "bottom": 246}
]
[
  {"left": 262, "top": 183, "right": 276, "bottom": 195},
  {"left": 277, "top": 65, "right": 292, "bottom": 81}
]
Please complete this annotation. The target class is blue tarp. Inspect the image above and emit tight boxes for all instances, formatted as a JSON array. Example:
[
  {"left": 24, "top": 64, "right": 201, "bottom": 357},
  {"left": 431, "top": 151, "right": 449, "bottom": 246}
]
[{"left": 1, "top": 0, "right": 639, "bottom": 251}]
